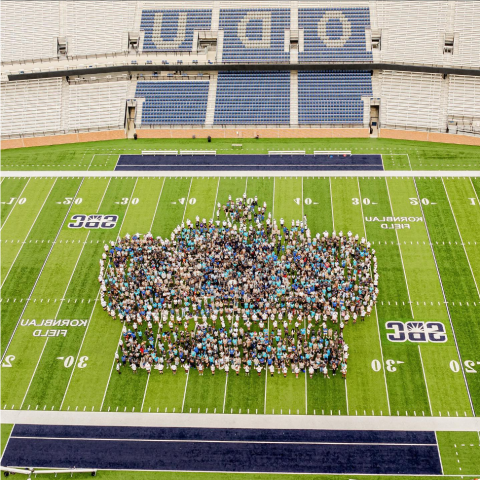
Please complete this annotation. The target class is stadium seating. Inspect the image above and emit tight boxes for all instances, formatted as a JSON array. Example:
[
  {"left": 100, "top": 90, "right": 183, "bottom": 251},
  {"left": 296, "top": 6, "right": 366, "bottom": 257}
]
[
  {"left": 452, "top": 2, "right": 480, "bottom": 68},
  {"left": 378, "top": 70, "right": 445, "bottom": 131},
  {"left": 141, "top": 9, "right": 212, "bottom": 51},
  {"left": 219, "top": 9, "right": 290, "bottom": 62},
  {"left": 1, "top": 0, "right": 60, "bottom": 62},
  {"left": 66, "top": 81, "right": 129, "bottom": 131},
  {"left": 448, "top": 75, "right": 480, "bottom": 120},
  {"left": 136, "top": 81, "right": 209, "bottom": 124},
  {"left": 66, "top": 1, "right": 136, "bottom": 56},
  {"left": 214, "top": 71, "right": 290, "bottom": 124},
  {"left": 376, "top": 1, "right": 448, "bottom": 66},
  {"left": 1, "top": 78, "right": 62, "bottom": 136},
  {"left": 298, "top": 71, "right": 372, "bottom": 125},
  {"left": 299, "top": 8, "right": 372, "bottom": 62}
]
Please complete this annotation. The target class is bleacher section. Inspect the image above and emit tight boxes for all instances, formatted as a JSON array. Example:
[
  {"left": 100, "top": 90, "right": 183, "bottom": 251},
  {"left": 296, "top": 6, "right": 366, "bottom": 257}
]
[
  {"left": 1, "top": 78, "right": 62, "bottom": 136},
  {"left": 141, "top": 9, "right": 212, "bottom": 51},
  {"left": 66, "top": 81, "right": 129, "bottom": 131},
  {"left": 376, "top": 1, "right": 449, "bottom": 66},
  {"left": 66, "top": 1, "right": 136, "bottom": 56},
  {"left": 378, "top": 70, "right": 445, "bottom": 131},
  {"left": 1, "top": 0, "right": 59, "bottom": 62},
  {"left": 214, "top": 71, "right": 289, "bottom": 124},
  {"left": 452, "top": 2, "right": 480, "bottom": 68},
  {"left": 298, "top": 71, "right": 372, "bottom": 125},
  {"left": 299, "top": 8, "right": 372, "bottom": 62},
  {"left": 448, "top": 75, "right": 480, "bottom": 125},
  {"left": 219, "top": 9, "right": 290, "bottom": 62},
  {"left": 136, "top": 81, "right": 209, "bottom": 125}
]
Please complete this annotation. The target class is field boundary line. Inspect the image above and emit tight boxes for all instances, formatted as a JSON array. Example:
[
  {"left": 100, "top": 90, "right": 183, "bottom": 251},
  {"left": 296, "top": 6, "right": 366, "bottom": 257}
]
[
  {"left": 434, "top": 431, "right": 444, "bottom": 475},
  {"left": 1, "top": 178, "right": 84, "bottom": 364},
  {"left": 357, "top": 178, "right": 390, "bottom": 415},
  {"left": 19, "top": 338, "right": 49, "bottom": 409},
  {"left": 100, "top": 178, "right": 140, "bottom": 412},
  {"left": 413, "top": 178, "right": 475, "bottom": 417},
  {"left": 0, "top": 178, "right": 30, "bottom": 230},
  {"left": 1, "top": 179, "right": 57, "bottom": 290},
  {"left": 59, "top": 178, "right": 112, "bottom": 410},
  {"left": 442, "top": 178, "right": 480, "bottom": 299}
]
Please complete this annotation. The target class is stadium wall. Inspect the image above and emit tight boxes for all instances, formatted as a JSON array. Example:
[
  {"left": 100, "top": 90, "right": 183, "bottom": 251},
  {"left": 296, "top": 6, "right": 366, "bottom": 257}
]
[
  {"left": 1, "top": 130, "right": 126, "bottom": 149},
  {"left": 2, "top": 128, "right": 480, "bottom": 150},
  {"left": 379, "top": 129, "right": 480, "bottom": 146},
  {"left": 135, "top": 128, "right": 370, "bottom": 139}
]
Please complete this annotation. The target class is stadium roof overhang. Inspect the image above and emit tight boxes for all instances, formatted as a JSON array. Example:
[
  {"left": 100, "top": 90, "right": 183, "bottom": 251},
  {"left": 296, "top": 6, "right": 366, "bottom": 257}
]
[{"left": 7, "top": 62, "right": 480, "bottom": 81}]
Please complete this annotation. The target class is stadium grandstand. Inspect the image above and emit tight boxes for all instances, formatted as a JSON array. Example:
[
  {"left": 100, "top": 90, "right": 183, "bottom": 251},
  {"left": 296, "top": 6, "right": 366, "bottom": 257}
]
[{"left": 1, "top": 0, "right": 480, "bottom": 147}]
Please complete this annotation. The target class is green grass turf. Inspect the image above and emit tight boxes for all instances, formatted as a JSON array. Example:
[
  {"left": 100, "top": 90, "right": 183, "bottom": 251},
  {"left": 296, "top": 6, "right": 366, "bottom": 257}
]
[
  {"left": 2, "top": 137, "right": 480, "bottom": 170},
  {"left": 1, "top": 424, "right": 13, "bottom": 455},
  {"left": 1, "top": 175, "right": 480, "bottom": 418},
  {"left": 437, "top": 431, "right": 480, "bottom": 475}
]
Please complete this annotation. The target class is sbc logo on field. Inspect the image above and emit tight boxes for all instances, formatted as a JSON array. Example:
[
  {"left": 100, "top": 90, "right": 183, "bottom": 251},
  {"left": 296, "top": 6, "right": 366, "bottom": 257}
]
[
  {"left": 385, "top": 321, "right": 447, "bottom": 343},
  {"left": 68, "top": 214, "right": 119, "bottom": 229}
]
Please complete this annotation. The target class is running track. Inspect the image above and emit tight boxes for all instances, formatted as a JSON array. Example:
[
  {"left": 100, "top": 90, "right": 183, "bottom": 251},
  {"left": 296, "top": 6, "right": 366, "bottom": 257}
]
[
  {"left": 1, "top": 425, "right": 442, "bottom": 474},
  {"left": 115, "top": 154, "right": 384, "bottom": 171}
]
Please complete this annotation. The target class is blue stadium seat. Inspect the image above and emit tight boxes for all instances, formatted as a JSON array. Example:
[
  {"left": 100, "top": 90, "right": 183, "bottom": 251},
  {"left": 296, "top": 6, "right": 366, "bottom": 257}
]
[
  {"left": 298, "top": 71, "right": 372, "bottom": 124},
  {"left": 136, "top": 81, "right": 209, "bottom": 124},
  {"left": 141, "top": 9, "right": 212, "bottom": 51},
  {"left": 214, "top": 71, "right": 290, "bottom": 124},
  {"left": 219, "top": 9, "right": 290, "bottom": 63},
  {"left": 299, "top": 8, "right": 373, "bottom": 62}
]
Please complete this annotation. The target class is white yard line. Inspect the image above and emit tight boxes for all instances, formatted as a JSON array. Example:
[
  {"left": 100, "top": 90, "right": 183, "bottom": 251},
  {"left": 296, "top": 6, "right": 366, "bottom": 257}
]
[
  {"left": 222, "top": 374, "right": 228, "bottom": 414},
  {"left": 19, "top": 338, "right": 49, "bottom": 409},
  {"left": 1, "top": 178, "right": 84, "bottom": 364},
  {"left": 412, "top": 178, "right": 475, "bottom": 416},
  {"left": 1, "top": 179, "right": 57, "bottom": 290},
  {"left": 356, "top": 178, "right": 391, "bottom": 415},
  {"left": 149, "top": 178, "right": 165, "bottom": 232},
  {"left": 100, "top": 178, "right": 141, "bottom": 412},
  {"left": 329, "top": 177, "right": 335, "bottom": 231},
  {"left": 212, "top": 177, "right": 220, "bottom": 220},
  {"left": 329, "top": 177, "right": 348, "bottom": 410},
  {"left": 60, "top": 298, "right": 99, "bottom": 410},
  {"left": 418, "top": 345, "right": 433, "bottom": 416},
  {"left": 59, "top": 179, "right": 112, "bottom": 410},
  {"left": 442, "top": 178, "right": 480, "bottom": 299},
  {"left": 140, "top": 180, "right": 169, "bottom": 412},
  {"left": 144, "top": 178, "right": 192, "bottom": 413},
  {"left": 181, "top": 370, "right": 190, "bottom": 413},
  {"left": 0, "top": 178, "right": 31, "bottom": 230}
]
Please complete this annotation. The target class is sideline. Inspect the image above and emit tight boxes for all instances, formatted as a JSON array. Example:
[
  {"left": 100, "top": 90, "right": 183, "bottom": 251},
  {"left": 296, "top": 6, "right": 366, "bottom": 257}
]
[
  {"left": 1, "top": 170, "right": 479, "bottom": 178},
  {"left": 2, "top": 410, "right": 479, "bottom": 431}
]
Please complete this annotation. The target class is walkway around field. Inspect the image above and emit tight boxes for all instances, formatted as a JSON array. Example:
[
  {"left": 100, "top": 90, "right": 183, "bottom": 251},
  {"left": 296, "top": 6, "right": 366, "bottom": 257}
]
[
  {"left": 2, "top": 410, "right": 480, "bottom": 431},
  {"left": 1, "top": 170, "right": 479, "bottom": 177}
]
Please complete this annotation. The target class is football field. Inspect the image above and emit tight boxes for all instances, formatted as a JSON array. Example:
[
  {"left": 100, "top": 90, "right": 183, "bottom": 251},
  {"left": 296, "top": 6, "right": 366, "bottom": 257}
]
[{"left": 2, "top": 172, "right": 480, "bottom": 419}]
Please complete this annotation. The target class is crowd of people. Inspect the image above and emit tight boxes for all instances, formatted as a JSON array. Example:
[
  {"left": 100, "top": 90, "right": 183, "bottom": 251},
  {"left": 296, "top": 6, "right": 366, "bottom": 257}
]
[{"left": 100, "top": 194, "right": 378, "bottom": 379}]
